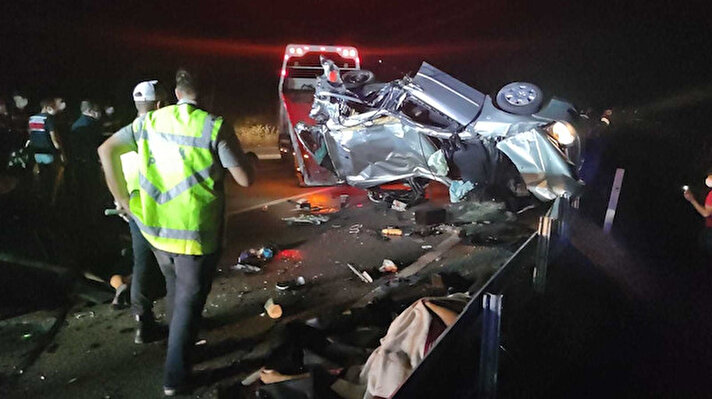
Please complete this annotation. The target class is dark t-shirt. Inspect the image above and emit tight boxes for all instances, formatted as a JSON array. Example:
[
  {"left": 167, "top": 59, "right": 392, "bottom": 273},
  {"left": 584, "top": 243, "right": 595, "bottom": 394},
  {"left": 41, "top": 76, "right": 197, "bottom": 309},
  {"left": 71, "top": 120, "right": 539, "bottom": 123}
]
[
  {"left": 28, "top": 112, "right": 57, "bottom": 153},
  {"left": 70, "top": 115, "right": 103, "bottom": 162}
]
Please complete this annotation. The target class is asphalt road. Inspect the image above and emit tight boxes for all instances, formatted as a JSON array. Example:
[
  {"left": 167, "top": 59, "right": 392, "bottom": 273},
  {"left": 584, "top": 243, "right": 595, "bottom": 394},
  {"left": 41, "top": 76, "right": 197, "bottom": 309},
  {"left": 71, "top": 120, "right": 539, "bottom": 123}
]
[{"left": 0, "top": 160, "right": 525, "bottom": 398}]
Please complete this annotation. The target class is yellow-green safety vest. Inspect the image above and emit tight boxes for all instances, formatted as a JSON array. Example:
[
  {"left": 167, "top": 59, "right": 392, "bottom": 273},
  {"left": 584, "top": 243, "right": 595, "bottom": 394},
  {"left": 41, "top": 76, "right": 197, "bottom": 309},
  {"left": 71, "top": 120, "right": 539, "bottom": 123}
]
[
  {"left": 120, "top": 151, "right": 139, "bottom": 194},
  {"left": 129, "top": 103, "right": 224, "bottom": 255}
]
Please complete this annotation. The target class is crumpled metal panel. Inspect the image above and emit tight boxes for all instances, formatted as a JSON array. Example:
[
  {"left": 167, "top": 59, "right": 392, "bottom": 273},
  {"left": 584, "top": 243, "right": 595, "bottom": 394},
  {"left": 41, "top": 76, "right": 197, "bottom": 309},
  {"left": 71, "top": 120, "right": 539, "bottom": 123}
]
[
  {"left": 410, "top": 62, "right": 485, "bottom": 125},
  {"left": 496, "top": 129, "right": 583, "bottom": 201},
  {"left": 322, "top": 116, "right": 451, "bottom": 188}
]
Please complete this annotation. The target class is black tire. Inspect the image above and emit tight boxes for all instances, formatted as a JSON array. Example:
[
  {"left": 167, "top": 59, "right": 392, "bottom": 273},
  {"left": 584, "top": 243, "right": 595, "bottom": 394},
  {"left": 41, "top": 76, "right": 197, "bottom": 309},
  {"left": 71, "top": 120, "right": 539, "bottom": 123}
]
[
  {"left": 342, "top": 70, "right": 375, "bottom": 90},
  {"left": 495, "top": 82, "right": 544, "bottom": 115}
]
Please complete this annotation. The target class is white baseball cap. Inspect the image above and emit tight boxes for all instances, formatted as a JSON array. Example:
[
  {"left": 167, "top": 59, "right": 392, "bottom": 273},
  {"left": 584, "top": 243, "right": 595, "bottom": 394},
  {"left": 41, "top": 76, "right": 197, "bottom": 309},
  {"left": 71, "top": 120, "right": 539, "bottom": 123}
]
[{"left": 132, "top": 80, "right": 160, "bottom": 101}]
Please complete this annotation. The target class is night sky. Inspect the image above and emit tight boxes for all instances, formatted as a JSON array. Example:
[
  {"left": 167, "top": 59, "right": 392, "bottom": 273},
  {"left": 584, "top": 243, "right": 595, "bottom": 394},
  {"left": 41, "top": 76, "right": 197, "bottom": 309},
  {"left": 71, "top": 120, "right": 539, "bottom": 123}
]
[{"left": 1, "top": 0, "right": 710, "bottom": 122}]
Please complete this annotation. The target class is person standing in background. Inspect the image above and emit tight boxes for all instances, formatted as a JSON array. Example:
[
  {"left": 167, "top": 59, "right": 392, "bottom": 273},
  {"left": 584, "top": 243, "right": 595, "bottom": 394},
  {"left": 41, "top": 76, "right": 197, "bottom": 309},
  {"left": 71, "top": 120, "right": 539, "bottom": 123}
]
[
  {"left": 69, "top": 100, "right": 103, "bottom": 209},
  {"left": 111, "top": 80, "right": 168, "bottom": 344},
  {"left": 683, "top": 170, "right": 712, "bottom": 254},
  {"left": 28, "top": 97, "right": 66, "bottom": 205}
]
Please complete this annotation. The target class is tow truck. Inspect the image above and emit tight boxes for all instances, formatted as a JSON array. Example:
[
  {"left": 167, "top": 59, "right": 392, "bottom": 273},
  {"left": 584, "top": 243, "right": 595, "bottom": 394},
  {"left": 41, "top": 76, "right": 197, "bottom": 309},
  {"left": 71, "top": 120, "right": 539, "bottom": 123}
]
[{"left": 278, "top": 44, "right": 361, "bottom": 186}]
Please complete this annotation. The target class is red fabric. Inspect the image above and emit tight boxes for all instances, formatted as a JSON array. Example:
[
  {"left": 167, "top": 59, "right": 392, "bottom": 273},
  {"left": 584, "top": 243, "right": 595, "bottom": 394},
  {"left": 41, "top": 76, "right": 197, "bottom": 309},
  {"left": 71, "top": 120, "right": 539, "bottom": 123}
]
[
  {"left": 705, "top": 191, "right": 712, "bottom": 227},
  {"left": 29, "top": 122, "right": 45, "bottom": 130},
  {"left": 423, "top": 315, "right": 446, "bottom": 355}
]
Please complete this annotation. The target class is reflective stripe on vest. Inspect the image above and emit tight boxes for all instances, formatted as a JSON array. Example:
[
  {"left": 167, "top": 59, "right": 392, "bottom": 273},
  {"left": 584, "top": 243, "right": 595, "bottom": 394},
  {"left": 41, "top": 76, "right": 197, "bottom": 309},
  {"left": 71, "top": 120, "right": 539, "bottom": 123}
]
[{"left": 129, "top": 104, "right": 223, "bottom": 255}]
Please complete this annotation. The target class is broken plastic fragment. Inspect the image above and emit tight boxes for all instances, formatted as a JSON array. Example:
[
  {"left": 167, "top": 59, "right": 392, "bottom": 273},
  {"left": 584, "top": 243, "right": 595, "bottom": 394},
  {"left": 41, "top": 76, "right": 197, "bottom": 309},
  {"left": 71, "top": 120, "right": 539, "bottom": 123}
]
[
  {"left": 379, "top": 259, "right": 398, "bottom": 273},
  {"left": 275, "top": 276, "right": 306, "bottom": 290},
  {"left": 381, "top": 228, "right": 403, "bottom": 236},
  {"left": 264, "top": 298, "right": 283, "bottom": 319},
  {"left": 232, "top": 263, "right": 261, "bottom": 273},
  {"left": 391, "top": 200, "right": 407, "bottom": 212},
  {"left": 73, "top": 311, "right": 95, "bottom": 319},
  {"left": 346, "top": 263, "right": 372, "bottom": 283},
  {"left": 283, "top": 214, "right": 330, "bottom": 225}
]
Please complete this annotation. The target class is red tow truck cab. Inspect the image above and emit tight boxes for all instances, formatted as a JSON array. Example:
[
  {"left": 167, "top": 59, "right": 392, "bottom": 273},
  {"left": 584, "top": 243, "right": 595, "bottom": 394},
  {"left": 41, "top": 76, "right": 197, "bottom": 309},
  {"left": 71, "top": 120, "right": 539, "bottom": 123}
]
[{"left": 278, "top": 44, "right": 361, "bottom": 186}]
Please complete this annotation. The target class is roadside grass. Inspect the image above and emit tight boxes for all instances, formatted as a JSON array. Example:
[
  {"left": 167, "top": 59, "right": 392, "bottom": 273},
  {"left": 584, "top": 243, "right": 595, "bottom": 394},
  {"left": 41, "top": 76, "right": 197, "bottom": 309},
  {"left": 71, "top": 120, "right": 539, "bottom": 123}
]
[{"left": 233, "top": 115, "right": 278, "bottom": 148}]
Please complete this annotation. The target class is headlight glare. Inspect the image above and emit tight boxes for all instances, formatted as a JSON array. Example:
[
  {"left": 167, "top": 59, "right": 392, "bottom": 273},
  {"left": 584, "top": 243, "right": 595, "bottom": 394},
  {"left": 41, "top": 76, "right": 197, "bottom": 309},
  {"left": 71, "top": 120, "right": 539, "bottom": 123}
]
[{"left": 550, "top": 121, "right": 576, "bottom": 146}]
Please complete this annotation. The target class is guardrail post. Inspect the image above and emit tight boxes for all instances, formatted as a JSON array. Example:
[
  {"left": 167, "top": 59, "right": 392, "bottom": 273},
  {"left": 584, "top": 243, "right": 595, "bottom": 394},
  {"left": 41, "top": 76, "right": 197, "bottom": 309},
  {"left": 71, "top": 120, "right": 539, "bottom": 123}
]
[
  {"left": 478, "top": 293, "right": 503, "bottom": 399},
  {"left": 556, "top": 195, "right": 572, "bottom": 240},
  {"left": 603, "top": 168, "right": 625, "bottom": 234},
  {"left": 533, "top": 214, "right": 552, "bottom": 293}
]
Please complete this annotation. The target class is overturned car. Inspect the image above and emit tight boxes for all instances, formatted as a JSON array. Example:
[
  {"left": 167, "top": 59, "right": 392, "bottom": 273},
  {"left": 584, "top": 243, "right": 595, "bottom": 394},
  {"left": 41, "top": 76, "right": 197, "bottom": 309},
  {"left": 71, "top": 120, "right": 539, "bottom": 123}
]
[{"left": 293, "top": 57, "right": 589, "bottom": 206}]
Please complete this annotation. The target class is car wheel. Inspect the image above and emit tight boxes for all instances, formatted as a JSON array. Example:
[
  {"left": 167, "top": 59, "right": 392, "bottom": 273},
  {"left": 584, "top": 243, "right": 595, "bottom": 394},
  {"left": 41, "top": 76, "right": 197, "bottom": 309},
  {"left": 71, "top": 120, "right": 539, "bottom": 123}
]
[
  {"left": 342, "top": 70, "right": 375, "bottom": 90},
  {"left": 495, "top": 82, "right": 544, "bottom": 115}
]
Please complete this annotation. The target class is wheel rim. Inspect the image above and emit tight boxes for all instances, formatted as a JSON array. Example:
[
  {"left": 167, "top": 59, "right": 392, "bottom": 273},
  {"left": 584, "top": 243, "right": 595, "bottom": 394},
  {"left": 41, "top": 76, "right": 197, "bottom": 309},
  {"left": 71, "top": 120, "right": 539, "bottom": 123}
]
[{"left": 503, "top": 83, "right": 538, "bottom": 106}]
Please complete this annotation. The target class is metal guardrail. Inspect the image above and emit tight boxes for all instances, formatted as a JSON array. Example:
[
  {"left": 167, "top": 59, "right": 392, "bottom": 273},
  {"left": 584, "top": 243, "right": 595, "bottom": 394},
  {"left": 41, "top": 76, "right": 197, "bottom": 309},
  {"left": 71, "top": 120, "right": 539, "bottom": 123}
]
[{"left": 393, "top": 196, "right": 575, "bottom": 398}]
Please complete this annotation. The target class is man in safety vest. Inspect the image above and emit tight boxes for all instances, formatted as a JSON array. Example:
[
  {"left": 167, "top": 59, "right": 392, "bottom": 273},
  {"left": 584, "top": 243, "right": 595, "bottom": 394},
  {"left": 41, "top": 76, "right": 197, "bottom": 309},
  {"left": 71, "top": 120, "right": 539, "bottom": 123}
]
[
  {"left": 111, "top": 80, "right": 168, "bottom": 344},
  {"left": 98, "top": 69, "right": 254, "bottom": 395}
]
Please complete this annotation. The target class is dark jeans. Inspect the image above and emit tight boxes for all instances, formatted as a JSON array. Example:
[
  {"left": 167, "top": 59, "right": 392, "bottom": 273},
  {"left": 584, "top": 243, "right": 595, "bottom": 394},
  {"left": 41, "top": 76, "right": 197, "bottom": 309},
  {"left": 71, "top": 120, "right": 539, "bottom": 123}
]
[
  {"left": 152, "top": 248, "right": 219, "bottom": 388},
  {"left": 67, "top": 160, "right": 102, "bottom": 217},
  {"left": 699, "top": 228, "right": 712, "bottom": 255},
  {"left": 33, "top": 158, "right": 61, "bottom": 205},
  {"left": 128, "top": 219, "right": 162, "bottom": 318}
]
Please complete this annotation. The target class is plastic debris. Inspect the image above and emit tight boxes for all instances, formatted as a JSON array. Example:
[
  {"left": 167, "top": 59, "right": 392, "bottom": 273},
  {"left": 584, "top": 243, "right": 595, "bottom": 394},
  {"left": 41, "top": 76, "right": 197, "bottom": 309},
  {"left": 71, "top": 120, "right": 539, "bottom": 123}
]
[
  {"left": 379, "top": 259, "right": 398, "bottom": 273},
  {"left": 73, "top": 311, "right": 95, "bottom": 320},
  {"left": 295, "top": 198, "right": 310, "bottom": 209},
  {"left": 348, "top": 224, "right": 363, "bottom": 234},
  {"left": 236, "top": 245, "right": 278, "bottom": 271},
  {"left": 264, "top": 298, "right": 283, "bottom": 319},
  {"left": 22, "top": 333, "right": 32, "bottom": 340},
  {"left": 340, "top": 194, "right": 350, "bottom": 209},
  {"left": 67, "top": 378, "right": 78, "bottom": 385},
  {"left": 232, "top": 263, "right": 261, "bottom": 273},
  {"left": 195, "top": 339, "right": 207, "bottom": 346},
  {"left": 381, "top": 228, "right": 403, "bottom": 236},
  {"left": 421, "top": 245, "right": 433, "bottom": 250},
  {"left": 275, "top": 276, "right": 306, "bottom": 290},
  {"left": 347, "top": 263, "right": 372, "bottom": 283},
  {"left": 391, "top": 200, "right": 407, "bottom": 212},
  {"left": 283, "top": 214, "right": 330, "bottom": 225}
]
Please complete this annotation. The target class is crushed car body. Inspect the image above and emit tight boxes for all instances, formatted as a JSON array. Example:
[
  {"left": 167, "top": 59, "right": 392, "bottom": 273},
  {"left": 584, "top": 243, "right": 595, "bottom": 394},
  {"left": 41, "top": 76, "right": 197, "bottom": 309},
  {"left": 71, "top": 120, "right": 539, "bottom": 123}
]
[{"left": 293, "top": 56, "right": 590, "bottom": 202}]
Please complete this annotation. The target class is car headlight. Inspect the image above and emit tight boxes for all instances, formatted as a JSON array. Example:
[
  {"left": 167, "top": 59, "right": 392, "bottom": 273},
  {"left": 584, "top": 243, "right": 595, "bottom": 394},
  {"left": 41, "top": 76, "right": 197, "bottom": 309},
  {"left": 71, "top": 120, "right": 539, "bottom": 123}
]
[{"left": 548, "top": 121, "right": 576, "bottom": 147}]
